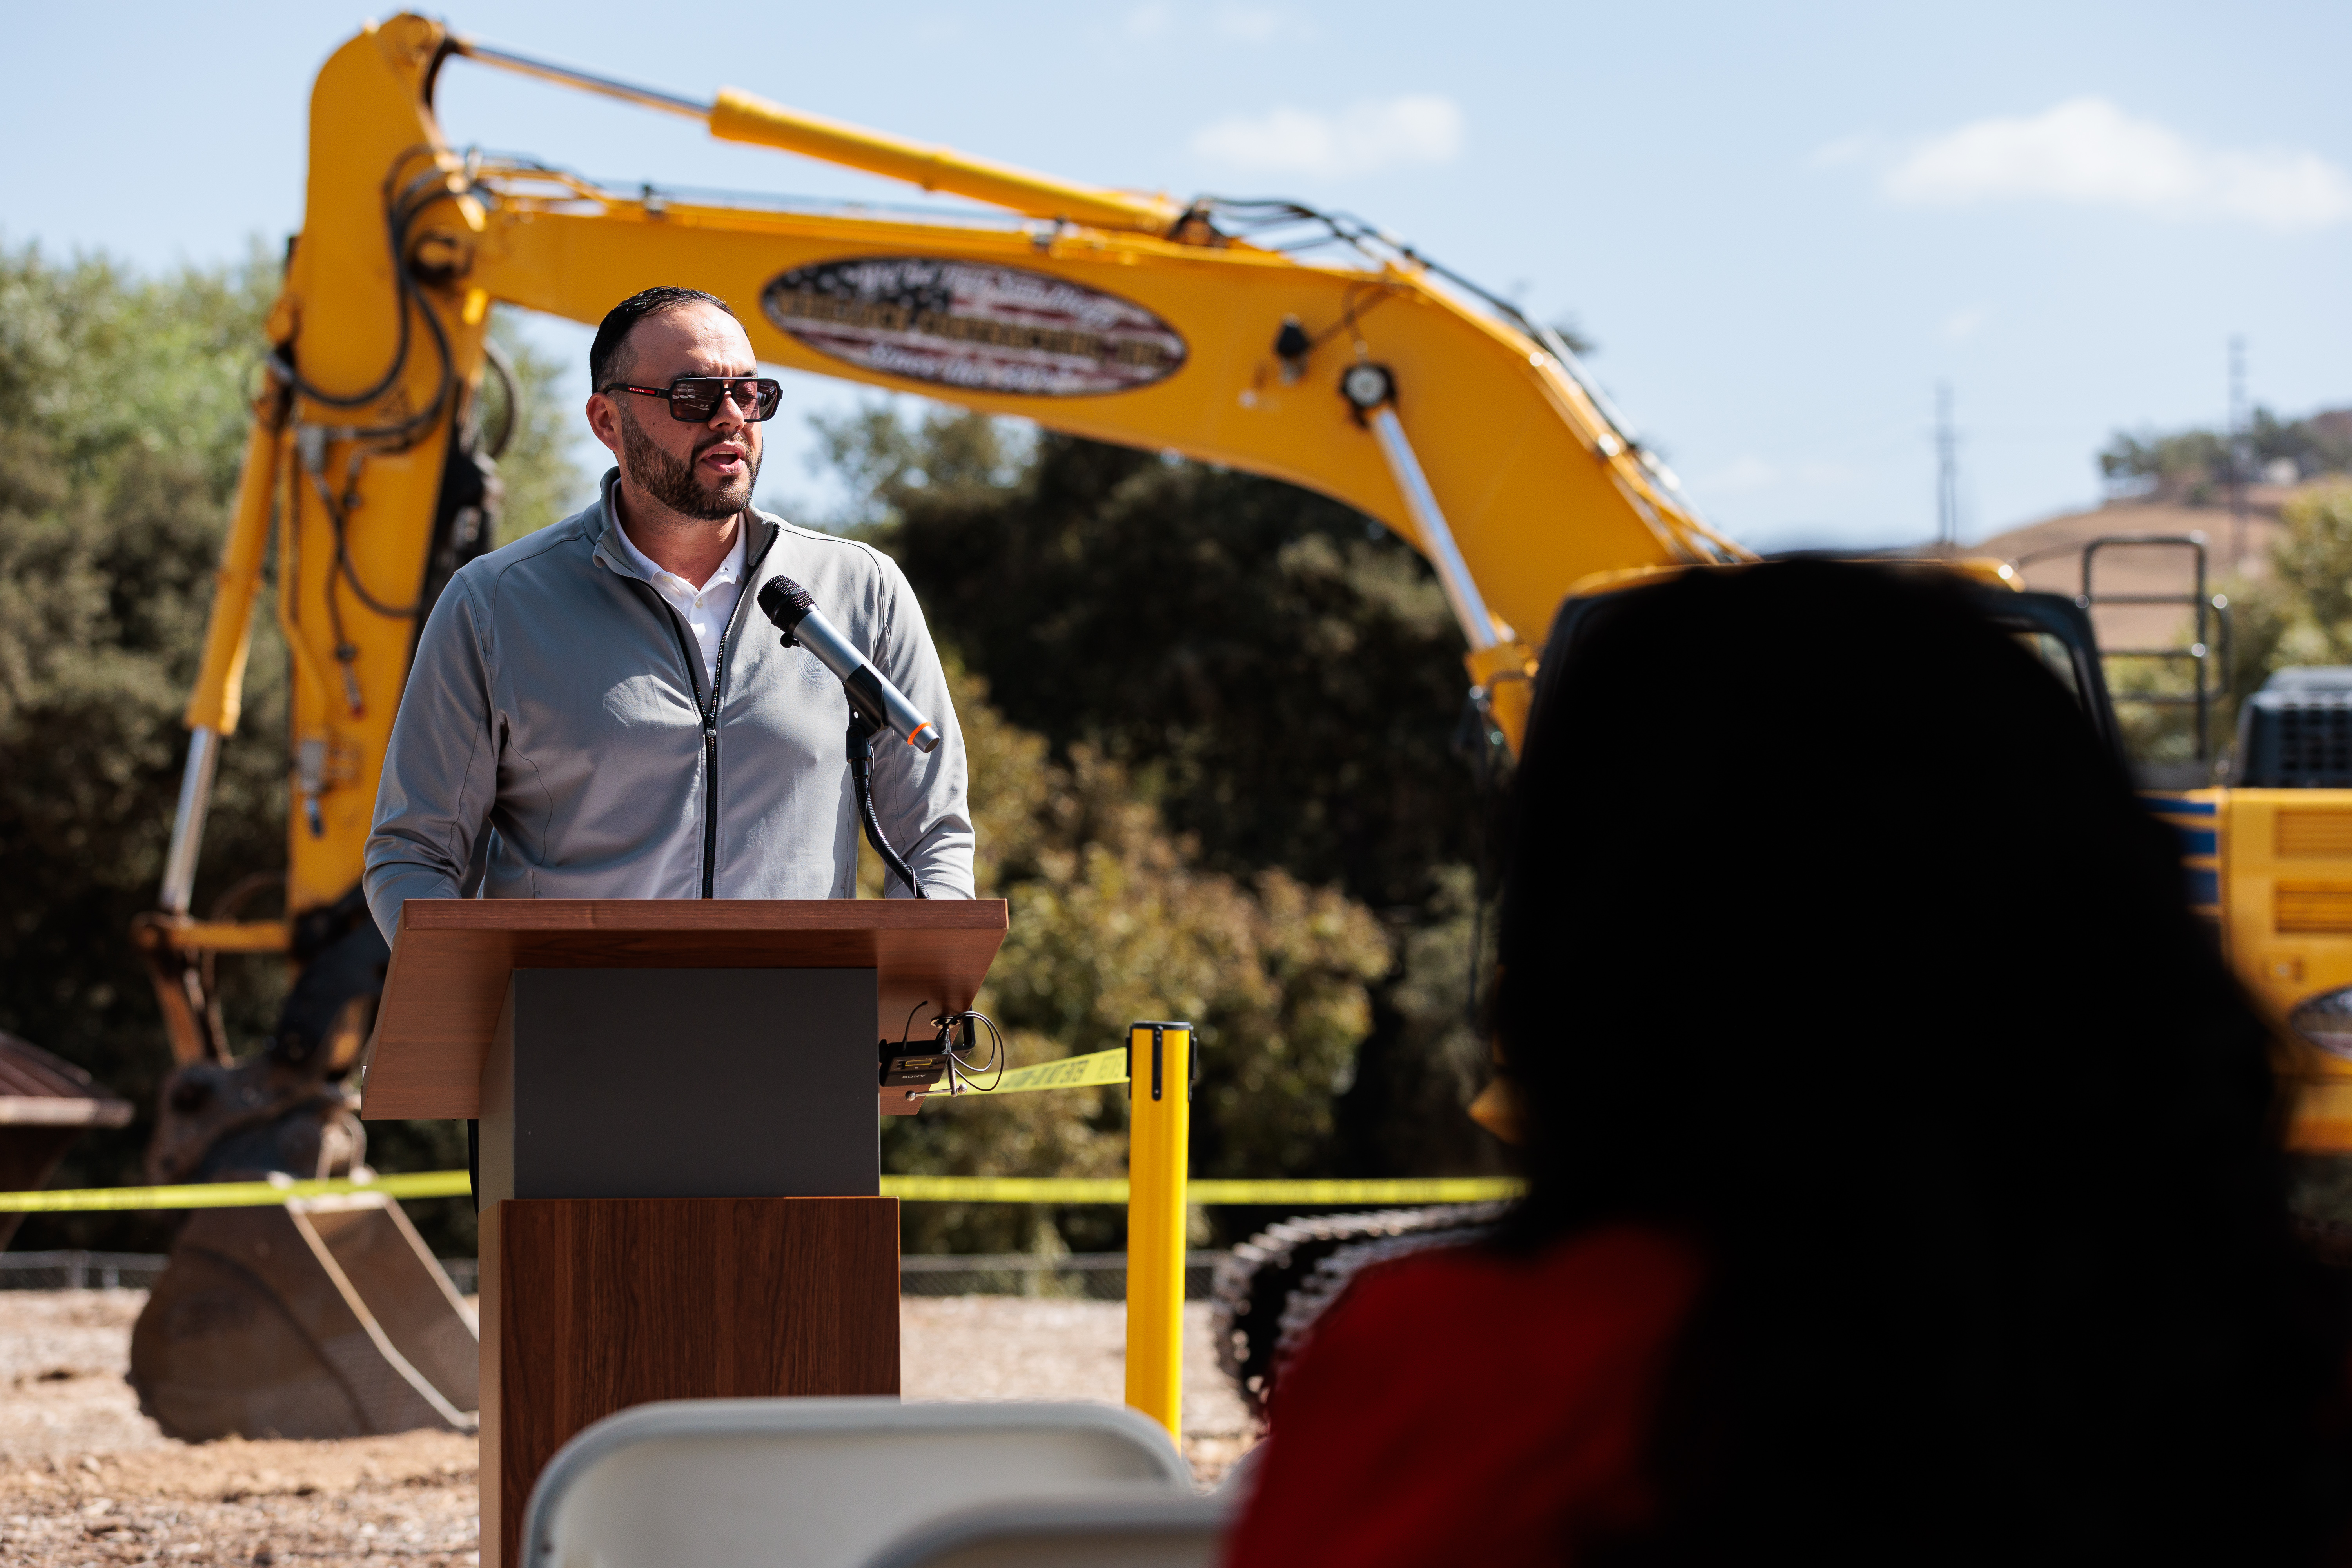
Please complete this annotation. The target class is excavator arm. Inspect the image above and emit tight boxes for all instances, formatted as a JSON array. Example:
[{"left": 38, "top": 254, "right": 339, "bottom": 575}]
[
  {"left": 159, "top": 12, "right": 1739, "bottom": 967},
  {"left": 121, "top": 14, "right": 1749, "bottom": 1441}
]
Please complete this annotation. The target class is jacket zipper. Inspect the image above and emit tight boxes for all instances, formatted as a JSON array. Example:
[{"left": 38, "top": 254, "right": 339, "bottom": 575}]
[
  {"left": 635, "top": 522, "right": 779, "bottom": 899},
  {"left": 644, "top": 604, "right": 719, "bottom": 896}
]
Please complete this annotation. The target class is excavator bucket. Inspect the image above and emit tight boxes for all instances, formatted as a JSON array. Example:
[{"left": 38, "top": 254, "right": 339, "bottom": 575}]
[{"left": 129, "top": 1192, "right": 478, "bottom": 1441}]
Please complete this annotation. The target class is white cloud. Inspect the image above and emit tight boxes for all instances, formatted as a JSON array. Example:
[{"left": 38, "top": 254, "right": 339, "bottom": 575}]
[
  {"left": 1191, "top": 95, "right": 1464, "bottom": 177},
  {"left": 1882, "top": 98, "right": 2352, "bottom": 232},
  {"left": 1125, "top": 4, "right": 1171, "bottom": 38}
]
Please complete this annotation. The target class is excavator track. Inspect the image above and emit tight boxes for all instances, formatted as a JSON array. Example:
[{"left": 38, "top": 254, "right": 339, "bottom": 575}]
[{"left": 1212, "top": 1202, "right": 1510, "bottom": 1419}]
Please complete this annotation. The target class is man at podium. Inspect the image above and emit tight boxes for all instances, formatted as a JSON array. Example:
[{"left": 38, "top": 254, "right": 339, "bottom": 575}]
[{"left": 362, "top": 286, "right": 974, "bottom": 940}]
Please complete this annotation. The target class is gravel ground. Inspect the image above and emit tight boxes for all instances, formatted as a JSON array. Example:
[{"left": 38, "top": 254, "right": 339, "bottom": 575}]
[
  {"left": 901, "top": 1296, "right": 1258, "bottom": 1485},
  {"left": 0, "top": 1289, "right": 1258, "bottom": 1566}
]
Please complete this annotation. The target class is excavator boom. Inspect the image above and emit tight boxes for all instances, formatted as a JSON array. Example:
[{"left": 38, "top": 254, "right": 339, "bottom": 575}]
[
  {"left": 131, "top": 13, "right": 1746, "bottom": 1441},
  {"left": 171, "top": 13, "right": 1737, "bottom": 932}
]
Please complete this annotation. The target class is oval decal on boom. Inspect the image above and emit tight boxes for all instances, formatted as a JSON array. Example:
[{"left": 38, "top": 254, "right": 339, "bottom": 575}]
[{"left": 762, "top": 258, "right": 1186, "bottom": 397}]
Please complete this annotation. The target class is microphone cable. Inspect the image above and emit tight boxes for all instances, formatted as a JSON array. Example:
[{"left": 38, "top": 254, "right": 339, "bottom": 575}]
[
  {"left": 936, "top": 1009, "right": 1006, "bottom": 1095},
  {"left": 848, "top": 715, "right": 926, "bottom": 898}
]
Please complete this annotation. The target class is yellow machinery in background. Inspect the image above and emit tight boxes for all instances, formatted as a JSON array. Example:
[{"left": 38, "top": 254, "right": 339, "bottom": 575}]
[
  {"left": 131, "top": 14, "right": 2352, "bottom": 1432},
  {"left": 134, "top": 13, "right": 1739, "bottom": 1435},
  {"left": 2147, "top": 783, "right": 2352, "bottom": 1145},
  {"left": 145, "top": 7, "right": 1747, "bottom": 1131},
  {"left": 2018, "top": 534, "right": 2352, "bottom": 1148},
  {"left": 159, "top": 13, "right": 1737, "bottom": 961}
]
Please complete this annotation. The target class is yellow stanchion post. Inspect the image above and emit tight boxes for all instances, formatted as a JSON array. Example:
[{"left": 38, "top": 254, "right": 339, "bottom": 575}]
[{"left": 1124, "top": 1021, "right": 1192, "bottom": 1442}]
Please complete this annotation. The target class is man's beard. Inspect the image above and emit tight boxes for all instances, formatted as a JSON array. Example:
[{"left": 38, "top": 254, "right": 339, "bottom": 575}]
[{"left": 619, "top": 408, "right": 761, "bottom": 521}]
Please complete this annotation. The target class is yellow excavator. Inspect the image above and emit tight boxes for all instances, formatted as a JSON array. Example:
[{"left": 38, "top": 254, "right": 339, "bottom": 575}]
[{"left": 131, "top": 13, "right": 2352, "bottom": 1432}]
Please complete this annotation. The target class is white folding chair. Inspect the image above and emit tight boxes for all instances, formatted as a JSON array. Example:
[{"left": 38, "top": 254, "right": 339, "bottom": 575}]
[
  {"left": 860, "top": 1492, "right": 1229, "bottom": 1568},
  {"left": 521, "top": 1398, "right": 1193, "bottom": 1568}
]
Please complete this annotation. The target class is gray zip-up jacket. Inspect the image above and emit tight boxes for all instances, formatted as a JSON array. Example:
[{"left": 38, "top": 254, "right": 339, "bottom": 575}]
[{"left": 363, "top": 471, "right": 974, "bottom": 943}]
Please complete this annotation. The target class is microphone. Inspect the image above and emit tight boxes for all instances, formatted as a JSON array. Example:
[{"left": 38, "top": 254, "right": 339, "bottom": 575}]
[{"left": 757, "top": 575, "right": 942, "bottom": 753}]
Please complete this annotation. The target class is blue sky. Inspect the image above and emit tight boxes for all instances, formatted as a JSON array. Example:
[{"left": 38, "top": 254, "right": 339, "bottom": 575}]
[{"left": 6, "top": 1, "right": 2346, "bottom": 549}]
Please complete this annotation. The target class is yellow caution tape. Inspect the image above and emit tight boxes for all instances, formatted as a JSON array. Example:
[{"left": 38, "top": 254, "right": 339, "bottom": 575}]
[
  {"left": 0, "top": 1050, "right": 1516, "bottom": 1214},
  {"left": 0, "top": 1171, "right": 1516, "bottom": 1212},
  {"left": 936, "top": 1046, "right": 1131, "bottom": 1096},
  {"left": 878, "top": 1175, "right": 1521, "bottom": 1205},
  {"left": 0, "top": 1170, "right": 473, "bottom": 1214},
  {"left": 884, "top": 1175, "right": 1133, "bottom": 1203}
]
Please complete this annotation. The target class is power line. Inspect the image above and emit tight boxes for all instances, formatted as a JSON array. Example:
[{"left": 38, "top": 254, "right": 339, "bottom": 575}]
[
  {"left": 1936, "top": 382, "right": 1958, "bottom": 549},
  {"left": 2228, "top": 335, "right": 2250, "bottom": 567}
]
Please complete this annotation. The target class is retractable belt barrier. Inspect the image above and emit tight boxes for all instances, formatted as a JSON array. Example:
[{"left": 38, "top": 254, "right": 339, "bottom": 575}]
[{"left": 954, "top": 1045, "right": 1130, "bottom": 1095}]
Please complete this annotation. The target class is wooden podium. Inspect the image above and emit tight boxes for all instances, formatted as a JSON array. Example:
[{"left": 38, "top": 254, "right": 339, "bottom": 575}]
[{"left": 360, "top": 899, "right": 1008, "bottom": 1568}]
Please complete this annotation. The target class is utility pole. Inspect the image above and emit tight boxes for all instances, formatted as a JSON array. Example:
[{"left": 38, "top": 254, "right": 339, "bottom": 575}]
[
  {"left": 1935, "top": 382, "right": 1958, "bottom": 551},
  {"left": 2228, "top": 335, "right": 2249, "bottom": 567}
]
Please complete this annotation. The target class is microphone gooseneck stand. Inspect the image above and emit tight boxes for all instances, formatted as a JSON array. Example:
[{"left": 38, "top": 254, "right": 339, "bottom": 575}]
[
  {"left": 760, "top": 572, "right": 935, "bottom": 900},
  {"left": 847, "top": 710, "right": 926, "bottom": 899}
]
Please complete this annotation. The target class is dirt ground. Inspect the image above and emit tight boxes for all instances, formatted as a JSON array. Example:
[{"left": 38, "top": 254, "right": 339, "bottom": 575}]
[
  {"left": 901, "top": 1296, "right": 1258, "bottom": 1485},
  {"left": 0, "top": 1290, "right": 1257, "bottom": 1567}
]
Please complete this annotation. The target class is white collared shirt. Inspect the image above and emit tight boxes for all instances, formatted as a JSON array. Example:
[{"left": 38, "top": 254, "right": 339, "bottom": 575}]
[{"left": 611, "top": 518, "right": 746, "bottom": 691}]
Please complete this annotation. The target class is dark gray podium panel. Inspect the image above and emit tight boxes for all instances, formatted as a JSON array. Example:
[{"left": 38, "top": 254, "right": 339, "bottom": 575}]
[{"left": 475, "top": 968, "right": 877, "bottom": 1203}]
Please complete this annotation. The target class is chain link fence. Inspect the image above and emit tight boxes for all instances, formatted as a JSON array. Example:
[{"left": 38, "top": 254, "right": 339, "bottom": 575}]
[
  {"left": 0, "top": 1250, "right": 1224, "bottom": 1299},
  {"left": 0, "top": 1252, "right": 172, "bottom": 1291},
  {"left": 898, "top": 1251, "right": 1227, "bottom": 1300},
  {"left": 0, "top": 1252, "right": 482, "bottom": 1294}
]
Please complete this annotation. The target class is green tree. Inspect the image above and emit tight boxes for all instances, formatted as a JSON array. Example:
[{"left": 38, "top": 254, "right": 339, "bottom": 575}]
[
  {"left": 2111, "top": 483, "right": 2352, "bottom": 773},
  {"left": 2098, "top": 407, "right": 2352, "bottom": 505},
  {"left": 818, "top": 405, "right": 1510, "bottom": 1182},
  {"left": 2221, "top": 483, "right": 2352, "bottom": 706},
  {"left": 875, "top": 660, "right": 1394, "bottom": 1254},
  {"left": 2243, "top": 484, "right": 2352, "bottom": 664},
  {"left": 0, "top": 240, "right": 583, "bottom": 1254},
  {"left": 2099, "top": 425, "right": 2233, "bottom": 502},
  {"left": 1, "top": 243, "right": 289, "bottom": 1251}
]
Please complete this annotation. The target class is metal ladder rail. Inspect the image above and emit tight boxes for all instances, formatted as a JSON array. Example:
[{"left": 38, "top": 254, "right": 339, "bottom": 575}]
[{"left": 2079, "top": 534, "right": 2232, "bottom": 762}]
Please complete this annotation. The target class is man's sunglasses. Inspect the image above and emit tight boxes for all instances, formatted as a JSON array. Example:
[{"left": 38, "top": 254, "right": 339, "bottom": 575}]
[{"left": 601, "top": 376, "right": 783, "bottom": 423}]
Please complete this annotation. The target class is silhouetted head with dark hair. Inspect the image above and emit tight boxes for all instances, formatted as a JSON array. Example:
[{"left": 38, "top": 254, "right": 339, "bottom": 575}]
[{"left": 1495, "top": 561, "right": 2352, "bottom": 1566}]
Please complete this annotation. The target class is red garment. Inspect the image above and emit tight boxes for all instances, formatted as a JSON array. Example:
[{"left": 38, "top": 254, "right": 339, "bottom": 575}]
[{"left": 1222, "top": 1226, "right": 1705, "bottom": 1568}]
